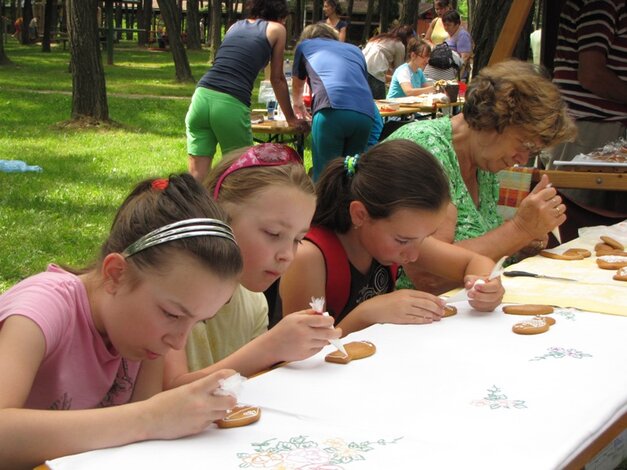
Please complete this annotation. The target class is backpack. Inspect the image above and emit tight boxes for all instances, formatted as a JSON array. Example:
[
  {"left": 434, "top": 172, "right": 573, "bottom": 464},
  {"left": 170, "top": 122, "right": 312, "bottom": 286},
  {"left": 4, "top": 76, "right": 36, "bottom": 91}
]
[
  {"left": 305, "top": 226, "right": 398, "bottom": 317},
  {"left": 428, "top": 42, "right": 458, "bottom": 70}
]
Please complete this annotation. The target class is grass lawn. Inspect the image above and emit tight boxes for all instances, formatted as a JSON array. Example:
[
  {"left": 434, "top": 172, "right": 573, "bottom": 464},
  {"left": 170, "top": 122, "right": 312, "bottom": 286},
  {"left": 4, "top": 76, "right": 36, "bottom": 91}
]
[{"left": 0, "top": 39, "right": 308, "bottom": 292}]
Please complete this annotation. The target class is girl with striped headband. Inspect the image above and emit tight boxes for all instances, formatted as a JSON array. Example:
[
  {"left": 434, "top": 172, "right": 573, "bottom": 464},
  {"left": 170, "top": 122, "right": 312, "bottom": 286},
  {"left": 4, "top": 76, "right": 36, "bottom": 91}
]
[
  {"left": 280, "top": 139, "right": 505, "bottom": 336},
  {"left": 0, "top": 174, "right": 244, "bottom": 466}
]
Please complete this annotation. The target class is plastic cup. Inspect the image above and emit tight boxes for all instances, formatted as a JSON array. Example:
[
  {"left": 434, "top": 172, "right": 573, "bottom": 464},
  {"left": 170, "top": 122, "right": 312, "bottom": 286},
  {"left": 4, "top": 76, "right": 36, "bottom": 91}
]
[{"left": 266, "top": 100, "right": 277, "bottom": 120}]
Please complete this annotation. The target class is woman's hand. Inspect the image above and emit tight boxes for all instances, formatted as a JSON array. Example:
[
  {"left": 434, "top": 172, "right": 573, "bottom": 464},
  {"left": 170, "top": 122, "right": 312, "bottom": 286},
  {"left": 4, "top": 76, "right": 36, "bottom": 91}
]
[
  {"left": 465, "top": 275, "right": 504, "bottom": 312},
  {"left": 265, "top": 310, "right": 341, "bottom": 362},
  {"left": 287, "top": 115, "right": 311, "bottom": 132},
  {"left": 291, "top": 103, "right": 311, "bottom": 121},
  {"left": 354, "top": 289, "right": 447, "bottom": 326},
  {"left": 513, "top": 175, "right": 566, "bottom": 240},
  {"left": 145, "top": 369, "right": 238, "bottom": 440}
]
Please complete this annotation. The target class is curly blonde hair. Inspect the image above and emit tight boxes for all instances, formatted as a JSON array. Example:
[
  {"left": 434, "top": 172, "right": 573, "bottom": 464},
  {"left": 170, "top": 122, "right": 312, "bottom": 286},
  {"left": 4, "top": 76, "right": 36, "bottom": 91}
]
[
  {"left": 463, "top": 59, "right": 577, "bottom": 147},
  {"left": 299, "top": 23, "right": 339, "bottom": 42}
]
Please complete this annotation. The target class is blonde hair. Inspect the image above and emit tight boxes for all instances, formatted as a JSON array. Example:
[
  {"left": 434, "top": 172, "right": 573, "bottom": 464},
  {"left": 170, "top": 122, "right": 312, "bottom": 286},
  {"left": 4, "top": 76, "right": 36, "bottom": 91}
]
[
  {"left": 205, "top": 147, "right": 315, "bottom": 209},
  {"left": 299, "top": 23, "right": 339, "bottom": 41},
  {"left": 463, "top": 59, "right": 577, "bottom": 147}
]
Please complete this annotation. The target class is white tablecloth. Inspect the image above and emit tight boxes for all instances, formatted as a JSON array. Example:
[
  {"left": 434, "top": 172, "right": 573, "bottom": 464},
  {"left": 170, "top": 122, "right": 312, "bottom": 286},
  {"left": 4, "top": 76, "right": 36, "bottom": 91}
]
[{"left": 49, "top": 302, "right": 627, "bottom": 469}]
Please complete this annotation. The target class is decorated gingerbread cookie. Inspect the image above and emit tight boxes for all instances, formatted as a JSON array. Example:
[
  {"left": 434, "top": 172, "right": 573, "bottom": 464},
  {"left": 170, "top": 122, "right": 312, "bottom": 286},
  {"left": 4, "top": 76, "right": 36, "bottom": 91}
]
[
  {"left": 539, "top": 250, "right": 585, "bottom": 260},
  {"left": 613, "top": 267, "right": 627, "bottom": 282},
  {"left": 443, "top": 305, "right": 457, "bottom": 317},
  {"left": 503, "top": 304, "right": 554, "bottom": 315},
  {"left": 596, "top": 255, "right": 627, "bottom": 270},
  {"left": 325, "top": 340, "right": 376, "bottom": 364},
  {"left": 216, "top": 405, "right": 261, "bottom": 428},
  {"left": 512, "top": 316, "right": 554, "bottom": 335}
]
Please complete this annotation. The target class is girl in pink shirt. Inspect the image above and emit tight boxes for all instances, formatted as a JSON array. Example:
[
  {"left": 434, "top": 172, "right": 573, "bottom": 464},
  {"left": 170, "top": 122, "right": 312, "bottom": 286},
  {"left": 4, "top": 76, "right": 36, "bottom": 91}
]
[{"left": 0, "top": 174, "right": 243, "bottom": 468}]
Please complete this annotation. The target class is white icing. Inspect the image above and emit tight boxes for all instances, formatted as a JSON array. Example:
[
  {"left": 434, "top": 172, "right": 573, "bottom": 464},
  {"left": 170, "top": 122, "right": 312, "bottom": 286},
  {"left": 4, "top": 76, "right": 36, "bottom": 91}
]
[{"left": 598, "top": 255, "right": 627, "bottom": 263}]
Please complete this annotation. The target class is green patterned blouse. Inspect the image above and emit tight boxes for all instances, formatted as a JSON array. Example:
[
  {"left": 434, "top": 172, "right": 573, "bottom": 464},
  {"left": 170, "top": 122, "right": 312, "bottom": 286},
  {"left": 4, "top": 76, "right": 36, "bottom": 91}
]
[{"left": 385, "top": 117, "right": 502, "bottom": 289}]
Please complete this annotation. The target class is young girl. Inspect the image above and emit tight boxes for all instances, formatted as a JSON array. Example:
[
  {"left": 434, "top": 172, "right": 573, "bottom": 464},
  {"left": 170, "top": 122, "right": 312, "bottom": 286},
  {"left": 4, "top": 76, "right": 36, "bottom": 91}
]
[
  {"left": 387, "top": 37, "right": 435, "bottom": 99},
  {"left": 280, "top": 140, "right": 505, "bottom": 336},
  {"left": 164, "top": 144, "right": 341, "bottom": 388},
  {"left": 185, "top": 0, "right": 308, "bottom": 181},
  {"left": 0, "top": 174, "right": 244, "bottom": 468}
]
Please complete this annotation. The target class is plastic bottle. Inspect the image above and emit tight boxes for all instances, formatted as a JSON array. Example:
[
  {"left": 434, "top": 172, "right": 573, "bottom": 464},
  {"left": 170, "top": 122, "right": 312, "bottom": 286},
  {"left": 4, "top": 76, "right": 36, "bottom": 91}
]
[
  {"left": 283, "top": 58, "right": 292, "bottom": 80},
  {"left": 0, "top": 160, "right": 43, "bottom": 173}
]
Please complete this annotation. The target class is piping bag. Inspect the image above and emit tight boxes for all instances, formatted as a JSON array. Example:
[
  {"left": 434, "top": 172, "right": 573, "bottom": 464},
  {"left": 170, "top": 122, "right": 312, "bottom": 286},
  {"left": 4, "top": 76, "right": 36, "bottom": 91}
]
[
  {"left": 445, "top": 256, "right": 508, "bottom": 304},
  {"left": 309, "top": 297, "right": 349, "bottom": 357},
  {"left": 547, "top": 183, "right": 562, "bottom": 244}
]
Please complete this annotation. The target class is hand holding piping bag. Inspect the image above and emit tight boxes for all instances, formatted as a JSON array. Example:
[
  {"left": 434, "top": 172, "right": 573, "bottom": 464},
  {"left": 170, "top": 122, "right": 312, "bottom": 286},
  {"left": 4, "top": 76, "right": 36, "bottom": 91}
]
[{"left": 309, "top": 297, "right": 349, "bottom": 357}]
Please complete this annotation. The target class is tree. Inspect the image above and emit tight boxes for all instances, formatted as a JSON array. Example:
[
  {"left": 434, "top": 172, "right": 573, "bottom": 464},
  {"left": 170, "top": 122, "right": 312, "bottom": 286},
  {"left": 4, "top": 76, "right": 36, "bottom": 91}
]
[
  {"left": 41, "top": 0, "right": 57, "bottom": 53},
  {"left": 67, "top": 0, "right": 109, "bottom": 122},
  {"left": 0, "top": 16, "right": 12, "bottom": 65},
  {"left": 20, "top": 0, "right": 33, "bottom": 44},
  {"left": 399, "top": 0, "right": 418, "bottom": 29},
  {"left": 361, "top": 0, "right": 374, "bottom": 43},
  {"left": 209, "top": 0, "right": 221, "bottom": 62},
  {"left": 157, "top": 0, "right": 194, "bottom": 82},
  {"left": 138, "top": 0, "right": 152, "bottom": 46},
  {"left": 186, "top": 0, "right": 202, "bottom": 49}
]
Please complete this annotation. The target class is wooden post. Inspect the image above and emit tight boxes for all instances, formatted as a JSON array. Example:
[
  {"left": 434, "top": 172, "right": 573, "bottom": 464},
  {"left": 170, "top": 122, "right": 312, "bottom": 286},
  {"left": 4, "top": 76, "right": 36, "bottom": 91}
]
[{"left": 487, "top": 0, "right": 534, "bottom": 66}]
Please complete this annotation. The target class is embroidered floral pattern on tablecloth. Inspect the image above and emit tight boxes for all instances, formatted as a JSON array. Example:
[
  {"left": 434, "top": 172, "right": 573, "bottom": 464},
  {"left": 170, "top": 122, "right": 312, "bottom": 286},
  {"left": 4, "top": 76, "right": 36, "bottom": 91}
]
[
  {"left": 470, "top": 385, "right": 527, "bottom": 410},
  {"left": 554, "top": 308, "right": 578, "bottom": 321},
  {"left": 530, "top": 347, "right": 592, "bottom": 361},
  {"left": 236, "top": 435, "right": 403, "bottom": 468}
]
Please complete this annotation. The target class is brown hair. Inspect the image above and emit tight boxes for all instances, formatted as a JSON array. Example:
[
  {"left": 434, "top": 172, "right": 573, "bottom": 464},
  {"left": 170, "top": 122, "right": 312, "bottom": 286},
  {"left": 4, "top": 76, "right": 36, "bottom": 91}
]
[
  {"left": 205, "top": 146, "right": 315, "bottom": 209},
  {"left": 370, "top": 24, "right": 415, "bottom": 47},
  {"left": 299, "top": 23, "right": 339, "bottom": 41},
  {"left": 463, "top": 59, "right": 577, "bottom": 147},
  {"left": 406, "top": 37, "right": 431, "bottom": 61},
  {"left": 313, "top": 140, "right": 450, "bottom": 233},
  {"left": 91, "top": 174, "right": 242, "bottom": 279}
]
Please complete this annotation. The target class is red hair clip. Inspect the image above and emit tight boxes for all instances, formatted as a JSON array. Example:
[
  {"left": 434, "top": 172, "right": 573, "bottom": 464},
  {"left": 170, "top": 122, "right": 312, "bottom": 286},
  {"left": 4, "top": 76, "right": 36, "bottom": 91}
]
[{"left": 151, "top": 178, "right": 169, "bottom": 191}]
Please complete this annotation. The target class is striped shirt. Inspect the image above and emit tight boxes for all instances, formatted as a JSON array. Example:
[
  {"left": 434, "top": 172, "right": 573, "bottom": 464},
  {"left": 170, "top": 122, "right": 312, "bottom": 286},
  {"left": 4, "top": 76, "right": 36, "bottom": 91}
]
[{"left": 553, "top": 0, "right": 627, "bottom": 123}]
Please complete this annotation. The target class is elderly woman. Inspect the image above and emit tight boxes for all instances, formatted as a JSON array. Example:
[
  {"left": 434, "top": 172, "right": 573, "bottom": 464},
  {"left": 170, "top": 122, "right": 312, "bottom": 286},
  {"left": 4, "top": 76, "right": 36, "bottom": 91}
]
[
  {"left": 292, "top": 23, "right": 375, "bottom": 180},
  {"left": 387, "top": 60, "right": 577, "bottom": 293}
]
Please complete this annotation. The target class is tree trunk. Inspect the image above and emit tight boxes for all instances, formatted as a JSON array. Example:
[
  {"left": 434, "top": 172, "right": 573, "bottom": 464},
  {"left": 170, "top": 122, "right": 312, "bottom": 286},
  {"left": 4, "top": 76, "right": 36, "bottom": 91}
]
[
  {"left": 157, "top": 0, "right": 194, "bottom": 82},
  {"left": 126, "top": 4, "right": 134, "bottom": 40},
  {"left": 42, "top": 0, "right": 56, "bottom": 52},
  {"left": 0, "top": 16, "right": 12, "bottom": 65},
  {"left": 67, "top": 0, "right": 109, "bottom": 122},
  {"left": 379, "top": 0, "right": 390, "bottom": 34},
  {"left": 312, "top": 0, "right": 321, "bottom": 23},
  {"left": 186, "top": 0, "right": 201, "bottom": 49},
  {"left": 400, "top": 0, "right": 417, "bottom": 28},
  {"left": 115, "top": 2, "right": 123, "bottom": 41},
  {"left": 21, "top": 0, "right": 32, "bottom": 44},
  {"left": 361, "top": 0, "right": 374, "bottom": 43},
  {"left": 138, "top": 0, "right": 151, "bottom": 46},
  {"left": 209, "top": 0, "right": 221, "bottom": 62}
]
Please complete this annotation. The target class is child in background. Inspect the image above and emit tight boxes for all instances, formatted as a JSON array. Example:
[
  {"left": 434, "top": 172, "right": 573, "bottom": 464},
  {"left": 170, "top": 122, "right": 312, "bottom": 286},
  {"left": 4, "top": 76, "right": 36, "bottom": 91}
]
[
  {"left": 280, "top": 140, "right": 504, "bottom": 337},
  {"left": 0, "top": 174, "right": 243, "bottom": 468},
  {"left": 163, "top": 144, "right": 340, "bottom": 388},
  {"left": 387, "top": 37, "right": 435, "bottom": 98}
]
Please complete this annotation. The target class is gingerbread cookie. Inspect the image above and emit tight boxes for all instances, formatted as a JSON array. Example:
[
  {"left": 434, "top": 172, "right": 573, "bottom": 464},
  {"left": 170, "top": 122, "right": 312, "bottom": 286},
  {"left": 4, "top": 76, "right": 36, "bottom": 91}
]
[
  {"left": 443, "top": 305, "right": 457, "bottom": 317},
  {"left": 613, "top": 267, "right": 627, "bottom": 282},
  {"left": 512, "top": 316, "right": 553, "bottom": 335},
  {"left": 325, "top": 340, "right": 376, "bottom": 364},
  {"left": 216, "top": 405, "right": 261, "bottom": 428},
  {"left": 539, "top": 250, "right": 585, "bottom": 261},
  {"left": 596, "top": 255, "right": 627, "bottom": 270},
  {"left": 503, "top": 304, "right": 554, "bottom": 315},
  {"left": 563, "top": 248, "right": 591, "bottom": 258},
  {"left": 601, "top": 236, "right": 624, "bottom": 251}
]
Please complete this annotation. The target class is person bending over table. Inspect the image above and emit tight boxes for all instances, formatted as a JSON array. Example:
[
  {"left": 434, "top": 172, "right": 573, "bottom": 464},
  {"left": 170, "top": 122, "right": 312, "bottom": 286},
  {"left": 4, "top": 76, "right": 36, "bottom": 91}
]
[
  {"left": 185, "top": 0, "right": 308, "bottom": 181},
  {"left": 387, "top": 37, "right": 435, "bottom": 99},
  {"left": 387, "top": 59, "right": 578, "bottom": 294},
  {"left": 291, "top": 23, "right": 375, "bottom": 181}
]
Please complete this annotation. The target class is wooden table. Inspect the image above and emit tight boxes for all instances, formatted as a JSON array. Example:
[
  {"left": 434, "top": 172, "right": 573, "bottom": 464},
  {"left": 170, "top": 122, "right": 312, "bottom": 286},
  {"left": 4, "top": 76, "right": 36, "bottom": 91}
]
[
  {"left": 532, "top": 168, "right": 627, "bottom": 191},
  {"left": 45, "top": 224, "right": 627, "bottom": 469},
  {"left": 251, "top": 115, "right": 307, "bottom": 156},
  {"left": 376, "top": 99, "right": 464, "bottom": 119}
]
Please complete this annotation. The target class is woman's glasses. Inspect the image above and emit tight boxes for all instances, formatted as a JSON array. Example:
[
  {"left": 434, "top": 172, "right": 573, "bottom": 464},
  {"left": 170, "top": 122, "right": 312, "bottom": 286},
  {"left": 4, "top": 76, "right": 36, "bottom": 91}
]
[{"left": 213, "top": 143, "right": 302, "bottom": 199}]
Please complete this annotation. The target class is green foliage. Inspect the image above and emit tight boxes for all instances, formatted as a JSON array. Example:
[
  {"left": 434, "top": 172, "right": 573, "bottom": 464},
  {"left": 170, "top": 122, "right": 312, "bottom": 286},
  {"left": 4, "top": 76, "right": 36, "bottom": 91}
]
[{"left": 0, "top": 40, "right": 309, "bottom": 292}]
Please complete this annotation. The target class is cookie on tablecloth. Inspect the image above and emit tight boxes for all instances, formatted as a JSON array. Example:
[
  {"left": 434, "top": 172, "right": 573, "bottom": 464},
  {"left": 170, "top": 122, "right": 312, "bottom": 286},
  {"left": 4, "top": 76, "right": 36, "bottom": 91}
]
[
  {"left": 613, "top": 267, "right": 627, "bottom": 282},
  {"left": 512, "top": 316, "right": 554, "bottom": 335},
  {"left": 601, "top": 236, "right": 624, "bottom": 251},
  {"left": 596, "top": 255, "right": 627, "bottom": 270},
  {"left": 503, "top": 304, "right": 554, "bottom": 315},
  {"left": 540, "top": 250, "right": 585, "bottom": 260},
  {"left": 325, "top": 340, "right": 376, "bottom": 364},
  {"left": 216, "top": 405, "right": 261, "bottom": 428}
]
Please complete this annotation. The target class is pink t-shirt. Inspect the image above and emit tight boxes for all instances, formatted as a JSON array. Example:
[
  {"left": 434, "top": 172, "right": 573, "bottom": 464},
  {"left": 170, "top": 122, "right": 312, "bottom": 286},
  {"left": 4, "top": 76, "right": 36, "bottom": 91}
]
[{"left": 0, "top": 265, "right": 141, "bottom": 410}]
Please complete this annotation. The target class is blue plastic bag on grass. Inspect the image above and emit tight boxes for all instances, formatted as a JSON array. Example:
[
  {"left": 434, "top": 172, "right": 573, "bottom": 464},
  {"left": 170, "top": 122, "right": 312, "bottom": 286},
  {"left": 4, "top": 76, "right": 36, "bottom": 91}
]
[{"left": 0, "top": 160, "right": 43, "bottom": 173}]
